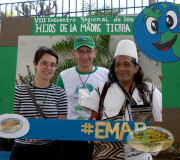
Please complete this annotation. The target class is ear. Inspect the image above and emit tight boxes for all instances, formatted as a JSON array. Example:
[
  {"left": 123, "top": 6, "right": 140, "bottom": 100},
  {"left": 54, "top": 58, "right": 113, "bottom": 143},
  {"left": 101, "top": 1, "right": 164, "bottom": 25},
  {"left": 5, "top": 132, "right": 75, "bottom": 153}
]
[
  {"left": 72, "top": 50, "right": 76, "bottom": 58},
  {"left": 33, "top": 62, "right": 37, "bottom": 70},
  {"left": 93, "top": 49, "right": 97, "bottom": 58},
  {"left": 134, "top": 65, "right": 140, "bottom": 73}
]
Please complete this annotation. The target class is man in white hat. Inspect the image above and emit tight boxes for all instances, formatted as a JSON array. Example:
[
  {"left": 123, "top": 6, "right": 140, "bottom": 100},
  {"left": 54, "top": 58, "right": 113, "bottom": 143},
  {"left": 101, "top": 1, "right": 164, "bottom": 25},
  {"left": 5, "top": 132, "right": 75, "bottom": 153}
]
[{"left": 81, "top": 39, "right": 162, "bottom": 160}]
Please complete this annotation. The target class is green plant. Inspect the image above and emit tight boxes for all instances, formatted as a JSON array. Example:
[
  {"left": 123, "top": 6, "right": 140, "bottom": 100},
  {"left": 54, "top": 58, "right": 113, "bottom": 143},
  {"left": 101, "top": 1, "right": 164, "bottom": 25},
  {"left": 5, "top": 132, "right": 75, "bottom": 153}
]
[
  {"left": 16, "top": 65, "right": 35, "bottom": 85},
  {"left": 84, "top": 1, "right": 123, "bottom": 16},
  {"left": 14, "top": 0, "right": 57, "bottom": 17}
]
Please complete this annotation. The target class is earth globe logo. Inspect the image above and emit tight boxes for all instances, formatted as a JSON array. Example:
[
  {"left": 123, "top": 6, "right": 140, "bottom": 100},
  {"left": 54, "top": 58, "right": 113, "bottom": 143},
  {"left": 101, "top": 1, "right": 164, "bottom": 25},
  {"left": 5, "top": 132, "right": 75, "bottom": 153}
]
[{"left": 134, "top": 2, "right": 180, "bottom": 62}]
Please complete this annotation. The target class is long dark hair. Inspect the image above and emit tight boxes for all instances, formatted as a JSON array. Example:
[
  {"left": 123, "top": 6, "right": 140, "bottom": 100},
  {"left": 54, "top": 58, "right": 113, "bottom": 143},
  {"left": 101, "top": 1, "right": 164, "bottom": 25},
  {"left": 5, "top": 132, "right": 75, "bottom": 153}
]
[{"left": 108, "top": 57, "right": 153, "bottom": 104}]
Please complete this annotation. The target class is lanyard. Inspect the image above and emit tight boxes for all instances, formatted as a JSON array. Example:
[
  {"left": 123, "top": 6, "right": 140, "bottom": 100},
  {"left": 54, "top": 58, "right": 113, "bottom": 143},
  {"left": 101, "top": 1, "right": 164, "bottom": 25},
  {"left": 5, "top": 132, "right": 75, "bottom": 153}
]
[
  {"left": 33, "top": 81, "right": 50, "bottom": 106},
  {"left": 78, "top": 73, "right": 91, "bottom": 87}
]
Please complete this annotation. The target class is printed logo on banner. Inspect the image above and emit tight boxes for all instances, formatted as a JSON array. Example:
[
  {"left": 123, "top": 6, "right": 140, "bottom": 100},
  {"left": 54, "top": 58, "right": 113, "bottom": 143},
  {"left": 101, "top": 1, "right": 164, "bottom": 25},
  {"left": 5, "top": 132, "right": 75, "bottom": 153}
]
[
  {"left": 127, "top": 126, "right": 174, "bottom": 152},
  {"left": 134, "top": 2, "right": 180, "bottom": 62}
]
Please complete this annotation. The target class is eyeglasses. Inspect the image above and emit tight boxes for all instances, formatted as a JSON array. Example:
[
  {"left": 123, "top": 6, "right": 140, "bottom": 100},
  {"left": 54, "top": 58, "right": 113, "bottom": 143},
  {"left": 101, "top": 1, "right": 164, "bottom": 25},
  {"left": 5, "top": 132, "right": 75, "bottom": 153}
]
[
  {"left": 39, "top": 61, "right": 57, "bottom": 69},
  {"left": 75, "top": 49, "right": 94, "bottom": 56}
]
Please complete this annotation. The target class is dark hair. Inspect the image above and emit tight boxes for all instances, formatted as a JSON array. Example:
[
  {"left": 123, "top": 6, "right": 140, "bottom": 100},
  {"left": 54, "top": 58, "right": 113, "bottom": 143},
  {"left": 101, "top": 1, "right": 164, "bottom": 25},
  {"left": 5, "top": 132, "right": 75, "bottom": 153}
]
[
  {"left": 33, "top": 46, "right": 58, "bottom": 64},
  {"left": 108, "top": 57, "right": 152, "bottom": 104}
]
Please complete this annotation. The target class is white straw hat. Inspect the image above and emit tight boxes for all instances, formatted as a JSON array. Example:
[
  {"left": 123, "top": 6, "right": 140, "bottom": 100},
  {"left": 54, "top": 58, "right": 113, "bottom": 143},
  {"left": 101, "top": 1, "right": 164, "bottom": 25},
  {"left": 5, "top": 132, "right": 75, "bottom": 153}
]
[{"left": 114, "top": 40, "right": 138, "bottom": 63}]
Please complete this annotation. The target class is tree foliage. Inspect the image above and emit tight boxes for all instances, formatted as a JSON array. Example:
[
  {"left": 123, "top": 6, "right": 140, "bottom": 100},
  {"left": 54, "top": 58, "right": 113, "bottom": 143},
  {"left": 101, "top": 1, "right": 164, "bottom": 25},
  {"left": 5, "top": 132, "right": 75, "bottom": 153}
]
[
  {"left": 84, "top": 1, "right": 123, "bottom": 16},
  {"left": 0, "top": 11, "right": 16, "bottom": 17},
  {"left": 14, "top": 0, "right": 57, "bottom": 17}
]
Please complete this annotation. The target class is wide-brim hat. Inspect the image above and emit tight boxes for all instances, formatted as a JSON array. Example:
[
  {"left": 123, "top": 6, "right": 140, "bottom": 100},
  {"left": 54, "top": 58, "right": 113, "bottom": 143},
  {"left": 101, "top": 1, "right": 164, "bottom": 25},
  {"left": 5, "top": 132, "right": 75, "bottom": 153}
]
[
  {"left": 114, "top": 40, "right": 138, "bottom": 62},
  {"left": 74, "top": 36, "right": 95, "bottom": 50}
]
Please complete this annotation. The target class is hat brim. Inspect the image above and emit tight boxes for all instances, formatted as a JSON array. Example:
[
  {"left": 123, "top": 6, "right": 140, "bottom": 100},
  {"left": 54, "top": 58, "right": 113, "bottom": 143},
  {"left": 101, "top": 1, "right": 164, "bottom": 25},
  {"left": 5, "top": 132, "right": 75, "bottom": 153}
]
[{"left": 75, "top": 44, "right": 95, "bottom": 50}]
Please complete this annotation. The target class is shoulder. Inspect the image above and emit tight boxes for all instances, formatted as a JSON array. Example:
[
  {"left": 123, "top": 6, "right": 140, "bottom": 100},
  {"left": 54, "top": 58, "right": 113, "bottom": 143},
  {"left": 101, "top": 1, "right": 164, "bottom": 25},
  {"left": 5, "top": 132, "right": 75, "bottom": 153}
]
[
  {"left": 96, "top": 66, "right": 109, "bottom": 73},
  {"left": 145, "top": 82, "right": 161, "bottom": 94},
  {"left": 145, "top": 82, "right": 153, "bottom": 88},
  {"left": 93, "top": 67, "right": 109, "bottom": 79},
  {"left": 50, "top": 83, "right": 65, "bottom": 92},
  {"left": 50, "top": 84, "right": 67, "bottom": 97},
  {"left": 145, "top": 82, "right": 156, "bottom": 89},
  {"left": 96, "top": 82, "right": 116, "bottom": 93},
  {"left": 60, "top": 67, "right": 75, "bottom": 76},
  {"left": 15, "top": 84, "right": 27, "bottom": 91},
  {"left": 14, "top": 84, "right": 29, "bottom": 97}
]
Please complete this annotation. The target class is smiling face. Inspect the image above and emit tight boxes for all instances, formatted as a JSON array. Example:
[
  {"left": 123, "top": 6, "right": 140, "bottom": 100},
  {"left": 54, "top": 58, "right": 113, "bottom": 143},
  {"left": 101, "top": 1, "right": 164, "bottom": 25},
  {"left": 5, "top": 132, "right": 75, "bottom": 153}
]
[
  {"left": 114, "top": 55, "right": 139, "bottom": 86},
  {"left": 33, "top": 53, "right": 57, "bottom": 81},
  {"left": 134, "top": 2, "right": 180, "bottom": 62},
  {"left": 72, "top": 46, "right": 97, "bottom": 72}
]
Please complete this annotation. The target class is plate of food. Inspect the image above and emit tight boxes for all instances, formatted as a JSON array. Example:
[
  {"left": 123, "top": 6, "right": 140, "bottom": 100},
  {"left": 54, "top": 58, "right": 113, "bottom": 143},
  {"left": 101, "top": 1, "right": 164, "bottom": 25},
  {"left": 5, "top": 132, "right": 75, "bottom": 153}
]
[{"left": 0, "top": 114, "right": 30, "bottom": 138}]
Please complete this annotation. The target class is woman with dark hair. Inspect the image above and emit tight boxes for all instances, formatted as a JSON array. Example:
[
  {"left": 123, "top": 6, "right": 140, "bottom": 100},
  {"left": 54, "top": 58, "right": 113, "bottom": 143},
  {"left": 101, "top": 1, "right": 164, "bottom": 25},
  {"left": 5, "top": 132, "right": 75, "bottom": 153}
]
[
  {"left": 10, "top": 47, "right": 68, "bottom": 160},
  {"left": 81, "top": 40, "right": 162, "bottom": 160}
]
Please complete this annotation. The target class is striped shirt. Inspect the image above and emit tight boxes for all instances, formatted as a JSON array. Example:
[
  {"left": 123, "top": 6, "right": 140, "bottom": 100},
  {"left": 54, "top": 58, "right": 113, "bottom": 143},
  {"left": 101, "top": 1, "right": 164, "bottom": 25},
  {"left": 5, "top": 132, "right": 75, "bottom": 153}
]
[{"left": 14, "top": 82, "right": 68, "bottom": 145}]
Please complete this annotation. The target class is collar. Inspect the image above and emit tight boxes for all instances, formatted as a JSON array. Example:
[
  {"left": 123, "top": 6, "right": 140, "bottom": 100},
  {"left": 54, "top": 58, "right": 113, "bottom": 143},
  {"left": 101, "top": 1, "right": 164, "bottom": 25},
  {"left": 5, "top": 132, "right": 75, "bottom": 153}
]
[{"left": 75, "top": 66, "right": 98, "bottom": 75}]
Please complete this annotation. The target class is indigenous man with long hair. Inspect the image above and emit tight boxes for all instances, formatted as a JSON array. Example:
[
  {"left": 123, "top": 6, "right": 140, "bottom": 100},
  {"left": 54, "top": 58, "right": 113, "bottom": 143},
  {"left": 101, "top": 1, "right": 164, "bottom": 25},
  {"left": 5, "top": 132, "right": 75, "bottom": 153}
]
[{"left": 81, "top": 40, "right": 162, "bottom": 160}]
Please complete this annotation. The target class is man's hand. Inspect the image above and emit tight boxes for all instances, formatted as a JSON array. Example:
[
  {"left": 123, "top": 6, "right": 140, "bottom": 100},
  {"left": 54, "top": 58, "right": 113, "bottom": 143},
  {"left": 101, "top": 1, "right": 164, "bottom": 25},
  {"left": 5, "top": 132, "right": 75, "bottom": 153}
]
[{"left": 159, "top": 74, "right": 163, "bottom": 82}]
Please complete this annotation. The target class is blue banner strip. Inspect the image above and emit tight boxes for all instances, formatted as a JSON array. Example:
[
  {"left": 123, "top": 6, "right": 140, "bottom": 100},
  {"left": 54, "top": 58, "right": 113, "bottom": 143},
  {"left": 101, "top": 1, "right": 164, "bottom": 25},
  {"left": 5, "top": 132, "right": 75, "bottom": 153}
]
[{"left": 20, "top": 119, "right": 149, "bottom": 142}]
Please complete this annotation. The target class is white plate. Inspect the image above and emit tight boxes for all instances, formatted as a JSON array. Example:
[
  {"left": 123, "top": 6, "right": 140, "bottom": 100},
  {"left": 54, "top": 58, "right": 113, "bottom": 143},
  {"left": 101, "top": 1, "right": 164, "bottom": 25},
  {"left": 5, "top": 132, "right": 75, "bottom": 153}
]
[{"left": 0, "top": 114, "right": 30, "bottom": 138}]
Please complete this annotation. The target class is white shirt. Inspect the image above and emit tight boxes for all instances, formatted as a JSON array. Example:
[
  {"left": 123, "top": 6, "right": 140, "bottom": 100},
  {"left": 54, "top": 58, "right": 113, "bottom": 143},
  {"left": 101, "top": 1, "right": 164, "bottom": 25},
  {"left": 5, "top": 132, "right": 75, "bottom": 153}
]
[
  {"left": 57, "top": 66, "right": 109, "bottom": 120},
  {"left": 81, "top": 82, "right": 162, "bottom": 121},
  {"left": 81, "top": 82, "right": 162, "bottom": 158}
]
